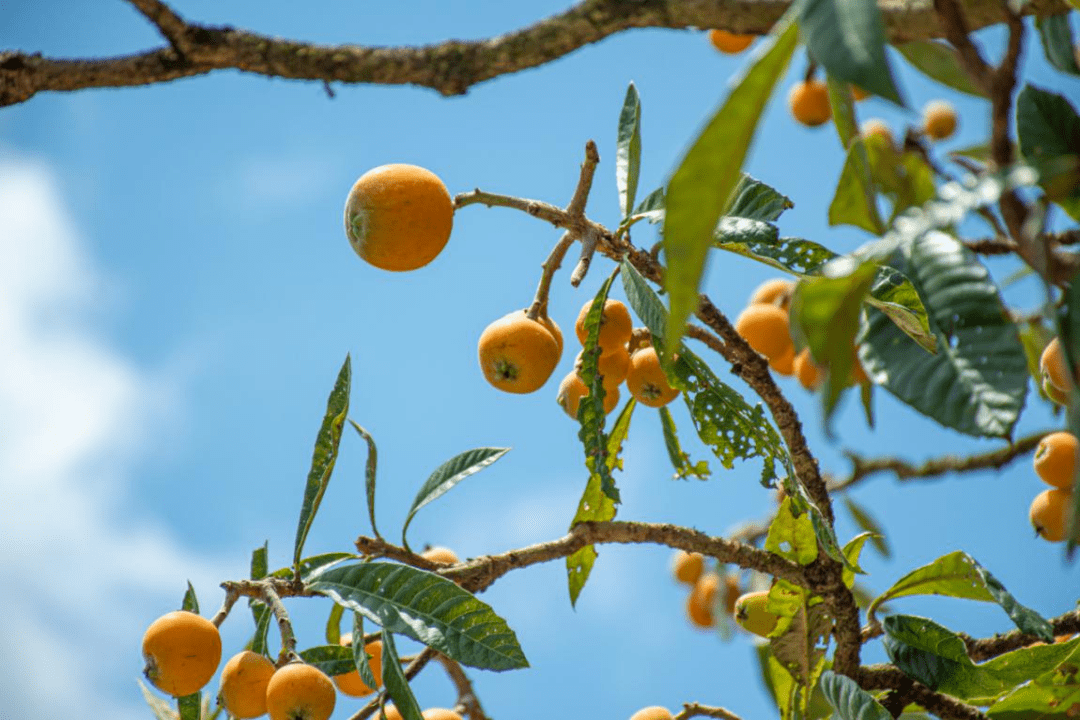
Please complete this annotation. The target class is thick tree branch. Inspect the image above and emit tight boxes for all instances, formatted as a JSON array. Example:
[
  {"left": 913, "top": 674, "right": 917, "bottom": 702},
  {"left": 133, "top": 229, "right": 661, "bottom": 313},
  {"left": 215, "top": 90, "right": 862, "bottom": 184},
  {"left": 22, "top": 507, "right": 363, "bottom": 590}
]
[
  {"left": 859, "top": 665, "right": 989, "bottom": 720},
  {"left": 961, "top": 608, "right": 1080, "bottom": 662},
  {"left": 0, "top": 0, "right": 1069, "bottom": 107}
]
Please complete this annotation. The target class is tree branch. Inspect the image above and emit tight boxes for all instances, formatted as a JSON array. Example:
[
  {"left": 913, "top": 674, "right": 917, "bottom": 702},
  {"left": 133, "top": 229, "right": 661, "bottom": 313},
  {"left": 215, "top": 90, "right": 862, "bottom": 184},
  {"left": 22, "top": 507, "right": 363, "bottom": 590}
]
[
  {"left": 1, "top": 0, "right": 1069, "bottom": 107},
  {"left": 859, "top": 665, "right": 989, "bottom": 720}
]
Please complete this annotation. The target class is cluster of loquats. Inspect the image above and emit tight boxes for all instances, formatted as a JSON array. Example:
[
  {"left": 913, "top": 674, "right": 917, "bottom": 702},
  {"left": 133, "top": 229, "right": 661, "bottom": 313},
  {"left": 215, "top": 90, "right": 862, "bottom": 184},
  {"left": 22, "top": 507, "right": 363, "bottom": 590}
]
[
  {"left": 671, "top": 550, "right": 740, "bottom": 631},
  {"left": 1031, "top": 338, "right": 1080, "bottom": 543}
]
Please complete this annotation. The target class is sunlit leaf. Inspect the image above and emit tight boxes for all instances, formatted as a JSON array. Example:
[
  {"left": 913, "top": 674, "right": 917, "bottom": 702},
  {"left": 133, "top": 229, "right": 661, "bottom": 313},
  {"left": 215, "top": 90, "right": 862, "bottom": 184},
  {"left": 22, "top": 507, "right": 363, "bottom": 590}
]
[
  {"left": 883, "top": 614, "right": 971, "bottom": 690},
  {"left": 617, "top": 82, "right": 643, "bottom": 219},
  {"left": 842, "top": 496, "right": 890, "bottom": 558},
  {"left": 820, "top": 670, "right": 893, "bottom": 720},
  {"left": 766, "top": 496, "right": 819, "bottom": 565},
  {"left": 659, "top": 405, "right": 711, "bottom": 479},
  {"left": 727, "top": 174, "right": 795, "bottom": 222},
  {"left": 181, "top": 581, "right": 199, "bottom": 614},
  {"left": 380, "top": 630, "right": 425, "bottom": 720},
  {"left": 299, "top": 644, "right": 358, "bottom": 676},
  {"left": 178, "top": 692, "right": 201, "bottom": 720},
  {"left": 349, "top": 421, "right": 382, "bottom": 540},
  {"left": 577, "top": 273, "right": 620, "bottom": 503},
  {"left": 841, "top": 532, "right": 874, "bottom": 588}
]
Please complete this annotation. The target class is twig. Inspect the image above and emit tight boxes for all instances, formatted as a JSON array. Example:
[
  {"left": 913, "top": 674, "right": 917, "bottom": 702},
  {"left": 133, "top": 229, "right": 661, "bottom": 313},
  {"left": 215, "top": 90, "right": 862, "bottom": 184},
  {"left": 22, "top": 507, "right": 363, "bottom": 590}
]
[
  {"left": 571, "top": 227, "right": 599, "bottom": 287},
  {"left": 220, "top": 578, "right": 310, "bottom": 664},
  {"left": 961, "top": 608, "right": 1080, "bottom": 662},
  {"left": 673, "top": 702, "right": 746, "bottom": 720},
  {"left": 125, "top": 0, "right": 191, "bottom": 57},
  {"left": 528, "top": 231, "right": 577, "bottom": 320},
  {"left": 435, "top": 654, "right": 488, "bottom": 720},
  {"left": 566, "top": 140, "right": 599, "bottom": 219}
]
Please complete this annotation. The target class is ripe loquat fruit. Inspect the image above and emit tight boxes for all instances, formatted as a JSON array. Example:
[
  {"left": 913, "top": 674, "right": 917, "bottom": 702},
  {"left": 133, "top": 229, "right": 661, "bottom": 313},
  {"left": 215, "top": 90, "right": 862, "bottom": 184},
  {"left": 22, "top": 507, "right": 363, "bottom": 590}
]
[
  {"left": 788, "top": 80, "right": 831, "bottom": 127},
  {"left": 734, "top": 304, "right": 794, "bottom": 367},
  {"left": 334, "top": 635, "right": 383, "bottom": 698},
  {"left": 922, "top": 100, "right": 958, "bottom": 141},
  {"left": 671, "top": 550, "right": 705, "bottom": 586},
  {"left": 1041, "top": 338, "right": 1074, "bottom": 403},
  {"left": 142, "top": 610, "right": 222, "bottom": 698},
  {"left": 478, "top": 310, "right": 562, "bottom": 394},
  {"left": 687, "top": 572, "right": 720, "bottom": 629},
  {"left": 421, "top": 546, "right": 460, "bottom": 565},
  {"left": 734, "top": 591, "right": 780, "bottom": 637},
  {"left": 626, "top": 346, "right": 680, "bottom": 408},
  {"left": 770, "top": 345, "right": 796, "bottom": 376},
  {"left": 1034, "top": 432, "right": 1079, "bottom": 490},
  {"left": 266, "top": 662, "right": 336, "bottom": 720},
  {"left": 861, "top": 119, "right": 894, "bottom": 146},
  {"left": 708, "top": 29, "right": 755, "bottom": 54},
  {"left": 748, "top": 278, "right": 794, "bottom": 310},
  {"left": 723, "top": 573, "right": 741, "bottom": 617},
  {"left": 344, "top": 164, "right": 454, "bottom": 272},
  {"left": 1030, "top": 488, "right": 1074, "bottom": 543},
  {"left": 630, "top": 707, "right": 674, "bottom": 720},
  {"left": 557, "top": 371, "right": 620, "bottom": 418},
  {"left": 378, "top": 706, "right": 404, "bottom": 720},
  {"left": 219, "top": 650, "right": 275, "bottom": 719},
  {"left": 575, "top": 299, "right": 634, "bottom": 353},
  {"left": 422, "top": 709, "right": 464, "bottom": 720},
  {"left": 793, "top": 347, "right": 823, "bottom": 391},
  {"left": 575, "top": 346, "right": 631, "bottom": 391}
]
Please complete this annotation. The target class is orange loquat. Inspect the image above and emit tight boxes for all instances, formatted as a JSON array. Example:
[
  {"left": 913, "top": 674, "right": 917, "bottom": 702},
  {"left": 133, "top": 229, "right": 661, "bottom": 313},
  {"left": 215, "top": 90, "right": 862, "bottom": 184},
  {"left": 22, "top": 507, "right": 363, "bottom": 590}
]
[
  {"left": 142, "top": 610, "right": 222, "bottom": 698},
  {"left": 219, "top": 650, "right": 275, "bottom": 719},
  {"left": 1034, "top": 432, "right": 1079, "bottom": 490},
  {"left": 748, "top": 278, "right": 795, "bottom": 310},
  {"left": 671, "top": 550, "right": 705, "bottom": 586},
  {"left": 557, "top": 371, "right": 620, "bottom": 418},
  {"left": 1030, "top": 488, "right": 1074, "bottom": 543},
  {"left": 788, "top": 80, "right": 831, "bottom": 127},
  {"left": 334, "top": 635, "right": 383, "bottom": 698},
  {"left": 630, "top": 707, "right": 674, "bottom": 720},
  {"left": 478, "top": 310, "right": 562, "bottom": 394},
  {"left": 735, "top": 304, "right": 794, "bottom": 366},
  {"left": 266, "top": 662, "right": 336, "bottom": 720},
  {"left": 687, "top": 572, "right": 720, "bottom": 629},
  {"left": 625, "top": 346, "right": 680, "bottom": 408},
  {"left": 922, "top": 100, "right": 958, "bottom": 141},
  {"left": 708, "top": 29, "right": 755, "bottom": 54}
]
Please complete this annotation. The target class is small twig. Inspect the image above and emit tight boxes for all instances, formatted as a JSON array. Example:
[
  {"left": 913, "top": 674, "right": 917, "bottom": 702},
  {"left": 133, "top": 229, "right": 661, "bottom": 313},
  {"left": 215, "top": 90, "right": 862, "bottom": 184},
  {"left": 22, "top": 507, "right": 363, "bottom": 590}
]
[
  {"left": 528, "top": 232, "right": 577, "bottom": 320},
  {"left": 685, "top": 323, "right": 728, "bottom": 355},
  {"left": 210, "top": 586, "right": 241, "bottom": 628},
  {"left": 454, "top": 189, "right": 569, "bottom": 226},
  {"left": 125, "top": 0, "right": 192, "bottom": 57},
  {"left": 435, "top": 654, "right": 488, "bottom": 720},
  {"left": 961, "top": 608, "right": 1080, "bottom": 662},
  {"left": 673, "top": 702, "right": 746, "bottom": 720},
  {"left": 570, "top": 227, "right": 599, "bottom": 287},
  {"left": 220, "top": 578, "right": 306, "bottom": 664},
  {"left": 932, "top": 0, "right": 994, "bottom": 92},
  {"left": 566, "top": 140, "right": 600, "bottom": 219}
]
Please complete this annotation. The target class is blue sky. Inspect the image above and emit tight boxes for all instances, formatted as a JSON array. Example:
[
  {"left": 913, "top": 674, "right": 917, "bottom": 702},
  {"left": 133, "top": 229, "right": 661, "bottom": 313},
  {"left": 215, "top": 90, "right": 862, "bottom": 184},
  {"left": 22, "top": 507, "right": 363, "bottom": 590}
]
[{"left": 2, "top": 2, "right": 1079, "bottom": 719}]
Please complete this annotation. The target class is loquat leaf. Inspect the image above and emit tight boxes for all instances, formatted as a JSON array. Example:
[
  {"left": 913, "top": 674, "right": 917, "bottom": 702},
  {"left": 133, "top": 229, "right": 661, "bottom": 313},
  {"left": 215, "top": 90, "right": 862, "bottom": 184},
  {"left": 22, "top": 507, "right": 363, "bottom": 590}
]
[
  {"left": 299, "top": 644, "right": 358, "bottom": 676},
  {"left": 181, "top": 581, "right": 199, "bottom": 614},
  {"left": 380, "top": 630, "right": 425, "bottom": 720},
  {"left": 177, "top": 692, "right": 201, "bottom": 720},
  {"left": 895, "top": 40, "right": 988, "bottom": 97},
  {"left": 1036, "top": 15, "right": 1080, "bottom": 76},
  {"left": 659, "top": 405, "right": 711, "bottom": 480},
  {"left": 349, "top": 421, "right": 382, "bottom": 541},
  {"left": 820, "top": 670, "right": 893, "bottom": 720},
  {"left": 616, "top": 82, "right": 643, "bottom": 219}
]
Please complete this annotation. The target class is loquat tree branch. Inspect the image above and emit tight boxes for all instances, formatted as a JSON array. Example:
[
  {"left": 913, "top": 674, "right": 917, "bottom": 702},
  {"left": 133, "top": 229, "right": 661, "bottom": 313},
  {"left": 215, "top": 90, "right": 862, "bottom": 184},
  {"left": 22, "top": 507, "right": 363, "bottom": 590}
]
[
  {"left": 1, "top": 0, "right": 1071, "bottom": 108},
  {"left": 434, "top": 653, "right": 489, "bottom": 720},
  {"left": 219, "top": 577, "right": 314, "bottom": 664},
  {"left": 858, "top": 665, "right": 990, "bottom": 720},
  {"left": 673, "top": 702, "right": 747, "bottom": 720},
  {"left": 960, "top": 608, "right": 1080, "bottom": 662}
]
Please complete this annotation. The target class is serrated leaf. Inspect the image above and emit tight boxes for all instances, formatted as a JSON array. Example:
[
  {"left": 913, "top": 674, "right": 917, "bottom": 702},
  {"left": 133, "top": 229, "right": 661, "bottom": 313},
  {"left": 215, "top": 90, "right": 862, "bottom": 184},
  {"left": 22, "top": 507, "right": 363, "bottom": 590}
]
[
  {"left": 766, "top": 497, "right": 819, "bottom": 565},
  {"left": 576, "top": 273, "right": 620, "bottom": 504},
  {"left": 859, "top": 231, "right": 1028, "bottom": 438},
  {"left": 663, "top": 21, "right": 799, "bottom": 358},
  {"left": 895, "top": 41, "right": 988, "bottom": 97},
  {"left": 883, "top": 615, "right": 972, "bottom": 690},
  {"left": 868, "top": 550, "right": 1053, "bottom": 641},
  {"left": 617, "top": 82, "right": 643, "bottom": 219},
  {"left": 139, "top": 679, "right": 179, "bottom": 720},
  {"left": 659, "top": 405, "right": 711, "bottom": 479},
  {"left": 299, "top": 644, "right": 359, "bottom": 676},
  {"left": 181, "top": 581, "right": 199, "bottom": 614},
  {"left": 841, "top": 532, "right": 874, "bottom": 588},
  {"left": 309, "top": 561, "right": 529, "bottom": 671},
  {"left": 727, "top": 174, "right": 795, "bottom": 222},
  {"left": 1036, "top": 14, "right": 1080, "bottom": 76},
  {"left": 351, "top": 612, "right": 380, "bottom": 692},
  {"left": 380, "top": 630, "right": 425, "bottom": 720},
  {"left": 566, "top": 397, "right": 635, "bottom": 605},
  {"left": 716, "top": 216, "right": 780, "bottom": 245},
  {"left": 293, "top": 355, "right": 351, "bottom": 572},
  {"left": 178, "top": 692, "right": 201, "bottom": 720},
  {"left": 799, "top": 0, "right": 904, "bottom": 105},
  {"left": 349, "top": 421, "right": 382, "bottom": 540},
  {"left": 402, "top": 447, "right": 510, "bottom": 549},
  {"left": 1017, "top": 84, "right": 1080, "bottom": 220},
  {"left": 842, "top": 497, "right": 890, "bottom": 558},
  {"left": 820, "top": 670, "right": 893, "bottom": 720}
]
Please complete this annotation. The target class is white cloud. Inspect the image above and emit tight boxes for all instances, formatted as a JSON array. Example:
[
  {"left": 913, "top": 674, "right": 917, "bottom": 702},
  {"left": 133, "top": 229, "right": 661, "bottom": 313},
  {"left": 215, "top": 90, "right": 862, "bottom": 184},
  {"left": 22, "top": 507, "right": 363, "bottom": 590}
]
[{"left": 0, "top": 157, "right": 222, "bottom": 719}]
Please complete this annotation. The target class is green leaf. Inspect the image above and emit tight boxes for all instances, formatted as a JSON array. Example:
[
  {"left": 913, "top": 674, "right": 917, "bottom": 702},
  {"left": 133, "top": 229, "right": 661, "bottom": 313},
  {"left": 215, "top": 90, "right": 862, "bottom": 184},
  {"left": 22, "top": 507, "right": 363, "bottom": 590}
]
[
  {"left": 663, "top": 20, "right": 799, "bottom": 358},
  {"left": 659, "top": 405, "right": 711, "bottom": 479},
  {"left": 768, "top": 582, "right": 831, "bottom": 694},
  {"left": 867, "top": 550, "right": 1053, "bottom": 641},
  {"left": 842, "top": 496, "right": 890, "bottom": 558},
  {"left": 351, "top": 613, "right": 380, "bottom": 692},
  {"left": 948, "top": 636, "right": 1080, "bottom": 704},
  {"left": 139, "top": 679, "right": 179, "bottom": 720},
  {"left": 859, "top": 231, "right": 1028, "bottom": 438},
  {"left": 1017, "top": 84, "right": 1080, "bottom": 220},
  {"left": 270, "top": 552, "right": 356, "bottom": 580},
  {"left": 820, "top": 670, "right": 893, "bottom": 720},
  {"left": 791, "top": 260, "right": 876, "bottom": 428},
  {"left": 309, "top": 561, "right": 529, "bottom": 671},
  {"left": 299, "top": 644, "right": 358, "bottom": 676},
  {"left": 620, "top": 258, "right": 667, "bottom": 339},
  {"left": 1036, "top": 14, "right": 1080, "bottom": 76},
  {"left": 895, "top": 41, "right": 989, "bottom": 97},
  {"left": 765, "top": 496, "right": 819, "bottom": 565},
  {"left": 831, "top": 136, "right": 936, "bottom": 232},
  {"left": 566, "top": 397, "right": 635, "bottom": 605},
  {"left": 826, "top": 76, "right": 861, "bottom": 149},
  {"left": 250, "top": 543, "right": 268, "bottom": 581},
  {"left": 380, "top": 630, "right": 425, "bottom": 720},
  {"left": 293, "top": 355, "right": 351, "bottom": 573},
  {"left": 249, "top": 602, "right": 272, "bottom": 656},
  {"left": 617, "top": 82, "right": 643, "bottom": 219},
  {"left": 624, "top": 187, "right": 666, "bottom": 228},
  {"left": 726, "top": 174, "right": 795, "bottom": 222},
  {"left": 576, "top": 273, "right": 620, "bottom": 503},
  {"left": 181, "top": 581, "right": 199, "bottom": 614},
  {"left": 716, "top": 216, "right": 780, "bottom": 245},
  {"left": 325, "top": 602, "right": 344, "bottom": 645},
  {"left": 829, "top": 138, "right": 886, "bottom": 234},
  {"left": 799, "top": 0, "right": 904, "bottom": 105},
  {"left": 883, "top": 614, "right": 972, "bottom": 690},
  {"left": 349, "top": 421, "right": 382, "bottom": 540},
  {"left": 178, "top": 692, "right": 201, "bottom": 720},
  {"left": 841, "top": 532, "right": 874, "bottom": 588},
  {"left": 402, "top": 447, "right": 510, "bottom": 550},
  {"left": 988, "top": 641, "right": 1080, "bottom": 718}
]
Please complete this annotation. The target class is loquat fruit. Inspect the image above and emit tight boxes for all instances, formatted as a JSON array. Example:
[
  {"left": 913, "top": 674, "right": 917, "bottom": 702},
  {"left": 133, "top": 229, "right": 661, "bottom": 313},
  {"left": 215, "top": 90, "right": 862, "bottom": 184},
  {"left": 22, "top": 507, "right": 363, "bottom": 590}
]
[
  {"left": 708, "top": 29, "right": 755, "bottom": 54},
  {"left": 626, "top": 346, "right": 680, "bottom": 408},
  {"left": 748, "top": 278, "right": 794, "bottom": 310},
  {"left": 219, "top": 650, "right": 275, "bottom": 719},
  {"left": 630, "top": 707, "right": 674, "bottom": 720},
  {"left": 1040, "top": 338, "right": 1073, "bottom": 401},
  {"left": 344, "top": 164, "right": 454, "bottom": 272},
  {"left": 922, "top": 100, "right": 958, "bottom": 141},
  {"left": 422, "top": 710, "right": 464, "bottom": 720},
  {"left": 671, "top": 550, "right": 705, "bottom": 586},
  {"left": 1030, "top": 488, "right": 1074, "bottom": 543},
  {"left": 142, "top": 610, "right": 222, "bottom": 698},
  {"left": 378, "top": 706, "right": 404, "bottom": 720},
  {"left": 1034, "top": 432, "right": 1079, "bottom": 490},
  {"left": 851, "top": 85, "right": 871, "bottom": 102},
  {"left": 687, "top": 572, "right": 720, "bottom": 629},
  {"left": 734, "top": 590, "right": 780, "bottom": 637},
  {"left": 723, "top": 573, "right": 741, "bottom": 617},
  {"left": 734, "top": 304, "right": 794, "bottom": 367},
  {"left": 770, "top": 344, "right": 796, "bottom": 376},
  {"left": 334, "top": 635, "right": 383, "bottom": 698},
  {"left": 793, "top": 347, "right": 823, "bottom": 391},
  {"left": 421, "top": 546, "right": 460, "bottom": 565},
  {"left": 575, "top": 345, "right": 631, "bottom": 391},
  {"left": 788, "top": 80, "right": 831, "bottom": 127},
  {"left": 557, "top": 371, "right": 620, "bottom": 418},
  {"left": 266, "top": 662, "right": 336, "bottom": 720},
  {"left": 861, "top": 119, "right": 894, "bottom": 146},
  {"left": 575, "top": 299, "right": 634, "bottom": 353},
  {"left": 478, "top": 310, "right": 562, "bottom": 394},
  {"left": 540, "top": 315, "right": 564, "bottom": 357}
]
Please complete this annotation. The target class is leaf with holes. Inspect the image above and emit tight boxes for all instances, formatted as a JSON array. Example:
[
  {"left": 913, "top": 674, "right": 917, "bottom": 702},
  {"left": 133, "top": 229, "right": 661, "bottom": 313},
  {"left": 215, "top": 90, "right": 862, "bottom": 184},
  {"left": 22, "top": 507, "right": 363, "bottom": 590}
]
[{"left": 659, "top": 405, "right": 710, "bottom": 479}]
